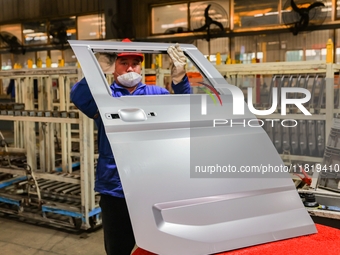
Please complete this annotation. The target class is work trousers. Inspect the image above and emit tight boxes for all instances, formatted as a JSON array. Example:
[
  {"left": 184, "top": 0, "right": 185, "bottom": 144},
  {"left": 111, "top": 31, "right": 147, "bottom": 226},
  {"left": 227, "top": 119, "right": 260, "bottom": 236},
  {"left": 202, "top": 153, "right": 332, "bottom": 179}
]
[{"left": 100, "top": 194, "right": 136, "bottom": 255}]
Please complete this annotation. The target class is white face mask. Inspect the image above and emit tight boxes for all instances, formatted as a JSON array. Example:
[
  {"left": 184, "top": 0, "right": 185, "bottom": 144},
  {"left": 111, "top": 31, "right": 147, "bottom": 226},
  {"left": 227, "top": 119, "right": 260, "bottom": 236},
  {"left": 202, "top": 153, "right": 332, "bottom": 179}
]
[{"left": 117, "top": 72, "right": 142, "bottom": 87}]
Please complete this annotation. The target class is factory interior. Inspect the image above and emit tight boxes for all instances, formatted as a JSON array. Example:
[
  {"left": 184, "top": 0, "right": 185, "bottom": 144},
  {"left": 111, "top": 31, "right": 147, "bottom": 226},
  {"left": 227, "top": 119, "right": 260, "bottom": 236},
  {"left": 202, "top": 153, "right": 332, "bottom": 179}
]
[{"left": 1, "top": 0, "right": 340, "bottom": 254}]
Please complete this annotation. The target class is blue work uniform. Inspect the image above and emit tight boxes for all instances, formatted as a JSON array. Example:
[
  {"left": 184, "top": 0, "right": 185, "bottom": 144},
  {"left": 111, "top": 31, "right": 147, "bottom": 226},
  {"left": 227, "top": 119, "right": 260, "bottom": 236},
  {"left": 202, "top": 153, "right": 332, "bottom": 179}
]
[{"left": 70, "top": 76, "right": 191, "bottom": 198}]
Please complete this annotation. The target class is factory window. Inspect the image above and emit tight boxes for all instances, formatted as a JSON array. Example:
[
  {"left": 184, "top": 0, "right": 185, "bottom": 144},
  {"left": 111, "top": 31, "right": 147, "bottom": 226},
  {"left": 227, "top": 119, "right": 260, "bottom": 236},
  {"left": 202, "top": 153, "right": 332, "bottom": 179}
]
[
  {"left": 286, "top": 50, "right": 303, "bottom": 61},
  {"left": 334, "top": 0, "right": 340, "bottom": 20},
  {"left": 23, "top": 20, "right": 48, "bottom": 45},
  {"left": 0, "top": 24, "right": 22, "bottom": 45},
  {"left": 282, "top": 0, "right": 332, "bottom": 29},
  {"left": 152, "top": 3, "right": 188, "bottom": 34},
  {"left": 151, "top": 1, "right": 229, "bottom": 35},
  {"left": 0, "top": 24, "right": 24, "bottom": 63},
  {"left": 49, "top": 17, "right": 76, "bottom": 48},
  {"left": 77, "top": 14, "right": 105, "bottom": 40},
  {"left": 305, "top": 49, "right": 326, "bottom": 61},
  {"left": 189, "top": 1, "right": 229, "bottom": 31},
  {"left": 234, "top": 0, "right": 279, "bottom": 28}
]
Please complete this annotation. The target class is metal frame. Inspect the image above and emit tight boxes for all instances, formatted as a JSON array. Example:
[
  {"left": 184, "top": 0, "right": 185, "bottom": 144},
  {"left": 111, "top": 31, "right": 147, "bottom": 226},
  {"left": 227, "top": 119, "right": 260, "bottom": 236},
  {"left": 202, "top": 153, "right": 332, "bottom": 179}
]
[
  {"left": 0, "top": 67, "right": 99, "bottom": 230},
  {"left": 216, "top": 60, "right": 340, "bottom": 165}
]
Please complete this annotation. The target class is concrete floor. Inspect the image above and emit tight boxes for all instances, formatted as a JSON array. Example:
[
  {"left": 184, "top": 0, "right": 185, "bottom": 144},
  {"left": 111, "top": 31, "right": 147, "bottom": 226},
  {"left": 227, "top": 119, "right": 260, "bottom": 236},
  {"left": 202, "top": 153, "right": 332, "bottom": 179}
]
[{"left": 0, "top": 213, "right": 105, "bottom": 255}]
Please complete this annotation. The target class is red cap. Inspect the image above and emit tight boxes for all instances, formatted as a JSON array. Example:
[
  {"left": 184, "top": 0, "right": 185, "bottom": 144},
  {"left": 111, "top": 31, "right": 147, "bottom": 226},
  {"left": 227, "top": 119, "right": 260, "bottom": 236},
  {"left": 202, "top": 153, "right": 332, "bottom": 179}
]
[{"left": 117, "top": 38, "right": 144, "bottom": 62}]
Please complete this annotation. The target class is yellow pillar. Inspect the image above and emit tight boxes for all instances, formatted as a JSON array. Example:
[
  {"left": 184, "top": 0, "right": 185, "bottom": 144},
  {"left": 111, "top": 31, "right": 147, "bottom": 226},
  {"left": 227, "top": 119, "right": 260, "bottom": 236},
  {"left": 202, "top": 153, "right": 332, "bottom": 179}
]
[
  {"left": 225, "top": 55, "right": 231, "bottom": 64},
  {"left": 37, "top": 58, "right": 42, "bottom": 68},
  {"left": 216, "top": 52, "right": 221, "bottom": 65},
  {"left": 156, "top": 54, "right": 162, "bottom": 68},
  {"left": 326, "top": 38, "right": 334, "bottom": 63},
  {"left": 27, "top": 58, "right": 33, "bottom": 68},
  {"left": 58, "top": 58, "right": 65, "bottom": 67},
  {"left": 262, "top": 42, "right": 267, "bottom": 63},
  {"left": 46, "top": 56, "right": 52, "bottom": 68}
]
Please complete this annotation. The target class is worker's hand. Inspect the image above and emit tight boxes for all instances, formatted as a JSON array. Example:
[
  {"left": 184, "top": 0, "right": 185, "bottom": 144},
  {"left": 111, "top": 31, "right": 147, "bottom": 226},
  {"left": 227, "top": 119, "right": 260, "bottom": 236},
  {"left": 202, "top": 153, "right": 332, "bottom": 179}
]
[
  {"left": 167, "top": 43, "right": 186, "bottom": 84},
  {"left": 95, "top": 53, "right": 117, "bottom": 74}
]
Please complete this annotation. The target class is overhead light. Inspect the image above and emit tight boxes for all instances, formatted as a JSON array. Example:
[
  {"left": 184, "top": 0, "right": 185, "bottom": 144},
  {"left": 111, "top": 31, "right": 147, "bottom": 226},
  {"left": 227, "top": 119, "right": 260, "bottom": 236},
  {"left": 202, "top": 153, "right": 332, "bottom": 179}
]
[
  {"left": 321, "top": 7, "right": 332, "bottom": 12},
  {"left": 91, "top": 22, "right": 104, "bottom": 26},
  {"left": 161, "top": 22, "right": 187, "bottom": 29},
  {"left": 265, "top": 12, "right": 278, "bottom": 16},
  {"left": 24, "top": 32, "right": 47, "bottom": 37},
  {"left": 66, "top": 29, "right": 76, "bottom": 34},
  {"left": 23, "top": 29, "right": 35, "bottom": 34}
]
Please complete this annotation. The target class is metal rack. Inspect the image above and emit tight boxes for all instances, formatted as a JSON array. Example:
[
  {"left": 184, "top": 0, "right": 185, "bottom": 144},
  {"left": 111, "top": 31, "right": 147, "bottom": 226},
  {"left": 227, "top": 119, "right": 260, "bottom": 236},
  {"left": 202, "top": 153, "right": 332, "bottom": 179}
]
[
  {"left": 215, "top": 60, "right": 340, "bottom": 165},
  {"left": 214, "top": 61, "right": 340, "bottom": 220},
  {"left": 0, "top": 67, "right": 100, "bottom": 230}
]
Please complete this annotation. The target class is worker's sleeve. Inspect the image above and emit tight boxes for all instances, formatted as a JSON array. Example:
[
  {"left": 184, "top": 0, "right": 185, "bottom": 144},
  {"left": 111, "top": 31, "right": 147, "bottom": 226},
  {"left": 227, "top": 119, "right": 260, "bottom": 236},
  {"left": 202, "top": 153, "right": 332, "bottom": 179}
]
[
  {"left": 171, "top": 75, "right": 191, "bottom": 94},
  {"left": 70, "top": 77, "right": 99, "bottom": 119}
]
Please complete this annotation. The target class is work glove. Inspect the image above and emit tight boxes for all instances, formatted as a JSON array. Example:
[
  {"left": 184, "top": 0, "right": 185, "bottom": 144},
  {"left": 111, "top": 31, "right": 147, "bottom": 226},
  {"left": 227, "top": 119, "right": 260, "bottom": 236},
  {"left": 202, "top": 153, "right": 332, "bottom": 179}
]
[
  {"left": 167, "top": 43, "right": 187, "bottom": 84},
  {"left": 95, "top": 53, "right": 117, "bottom": 74}
]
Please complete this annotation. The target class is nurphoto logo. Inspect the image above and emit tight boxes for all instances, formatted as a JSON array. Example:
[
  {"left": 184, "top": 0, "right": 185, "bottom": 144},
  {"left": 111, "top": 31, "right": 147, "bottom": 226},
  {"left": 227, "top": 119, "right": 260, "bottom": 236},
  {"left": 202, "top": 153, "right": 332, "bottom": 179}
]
[{"left": 200, "top": 82, "right": 312, "bottom": 128}]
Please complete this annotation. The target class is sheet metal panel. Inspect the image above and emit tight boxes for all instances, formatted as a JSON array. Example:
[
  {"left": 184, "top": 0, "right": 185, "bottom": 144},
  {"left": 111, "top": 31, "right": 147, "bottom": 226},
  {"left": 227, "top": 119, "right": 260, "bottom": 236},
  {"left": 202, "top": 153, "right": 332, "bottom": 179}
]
[{"left": 70, "top": 40, "right": 316, "bottom": 255}]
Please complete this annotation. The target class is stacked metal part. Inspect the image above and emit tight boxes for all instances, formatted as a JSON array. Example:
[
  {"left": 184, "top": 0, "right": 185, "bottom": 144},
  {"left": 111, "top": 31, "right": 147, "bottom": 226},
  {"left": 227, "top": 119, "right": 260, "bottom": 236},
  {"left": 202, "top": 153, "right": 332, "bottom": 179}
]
[
  {"left": 318, "top": 116, "right": 340, "bottom": 192},
  {"left": 261, "top": 74, "right": 329, "bottom": 157},
  {"left": 0, "top": 103, "right": 79, "bottom": 118}
]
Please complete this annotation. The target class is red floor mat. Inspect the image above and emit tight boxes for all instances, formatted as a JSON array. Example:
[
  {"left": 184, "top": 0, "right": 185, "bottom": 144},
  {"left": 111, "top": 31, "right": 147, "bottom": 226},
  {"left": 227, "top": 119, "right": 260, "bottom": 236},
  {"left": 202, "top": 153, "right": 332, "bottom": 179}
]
[{"left": 132, "top": 224, "right": 340, "bottom": 255}]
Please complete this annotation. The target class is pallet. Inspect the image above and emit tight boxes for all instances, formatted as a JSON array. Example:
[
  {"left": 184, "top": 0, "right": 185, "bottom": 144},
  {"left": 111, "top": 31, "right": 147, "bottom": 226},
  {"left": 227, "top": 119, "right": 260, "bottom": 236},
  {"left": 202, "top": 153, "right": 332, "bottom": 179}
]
[{"left": 0, "top": 169, "right": 101, "bottom": 230}]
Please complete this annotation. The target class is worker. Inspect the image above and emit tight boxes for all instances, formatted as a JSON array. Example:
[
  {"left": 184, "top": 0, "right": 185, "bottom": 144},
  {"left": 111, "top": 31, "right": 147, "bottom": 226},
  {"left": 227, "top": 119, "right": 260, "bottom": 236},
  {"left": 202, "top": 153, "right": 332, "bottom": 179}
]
[
  {"left": 6, "top": 78, "right": 38, "bottom": 100},
  {"left": 6, "top": 79, "right": 15, "bottom": 100},
  {"left": 70, "top": 39, "right": 190, "bottom": 255}
]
